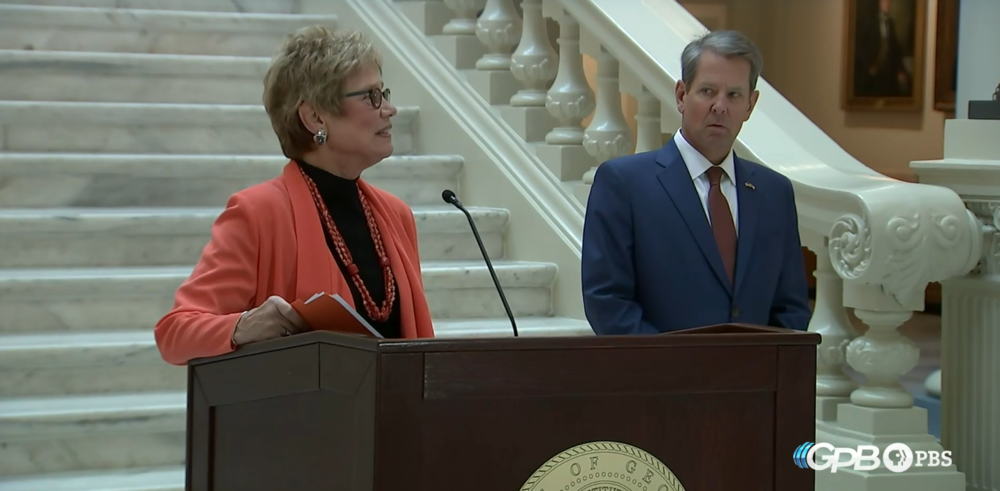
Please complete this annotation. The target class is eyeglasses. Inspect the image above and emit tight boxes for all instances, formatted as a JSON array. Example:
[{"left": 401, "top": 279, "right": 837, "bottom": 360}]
[{"left": 343, "top": 87, "right": 391, "bottom": 109}]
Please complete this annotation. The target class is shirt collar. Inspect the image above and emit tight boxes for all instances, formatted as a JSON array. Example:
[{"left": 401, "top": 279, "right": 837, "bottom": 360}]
[{"left": 673, "top": 130, "right": 736, "bottom": 185}]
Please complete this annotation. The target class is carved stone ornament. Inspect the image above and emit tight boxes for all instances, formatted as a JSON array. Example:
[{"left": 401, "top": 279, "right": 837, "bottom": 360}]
[
  {"left": 828, "top": 198, "right": 981, "bottom": 307},
  {"left": 961, "top": 200, "right": 1000, "bottom": 275},
  {"left": 828, "top": 213, "right": 871, "bottom": 280}
]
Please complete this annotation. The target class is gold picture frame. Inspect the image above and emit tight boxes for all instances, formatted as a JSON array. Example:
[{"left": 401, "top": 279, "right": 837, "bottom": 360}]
[
  {"left": 933, "top": 0, "right": 958, "bottom": 112},
  {"left": 842, "top": 0, "right": 927, "bottom": 111}
]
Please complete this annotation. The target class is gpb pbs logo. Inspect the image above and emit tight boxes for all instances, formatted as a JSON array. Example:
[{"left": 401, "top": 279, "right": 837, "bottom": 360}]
[{"left": 792, "top": 442, "right": 953, "bottom": 473}]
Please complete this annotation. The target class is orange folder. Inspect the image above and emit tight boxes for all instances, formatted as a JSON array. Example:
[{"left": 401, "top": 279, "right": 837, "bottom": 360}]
[{"left": 290, "top": 293, "right": 384, "bottom": 338}]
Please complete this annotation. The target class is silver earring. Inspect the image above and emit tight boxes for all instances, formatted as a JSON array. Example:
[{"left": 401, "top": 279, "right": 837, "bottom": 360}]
[{"left": 314, "top": 128, "right": 327, "bottom": 145}]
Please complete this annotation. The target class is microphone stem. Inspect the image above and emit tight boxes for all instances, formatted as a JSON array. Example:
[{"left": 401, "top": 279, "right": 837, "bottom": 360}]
[{"left": 456, "top": 204, "right": 519, "bottom": 337}]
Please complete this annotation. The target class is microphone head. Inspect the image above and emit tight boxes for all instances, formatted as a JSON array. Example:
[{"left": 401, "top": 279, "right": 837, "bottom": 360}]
[{"left": 441, "top": 189, "right": 457, "bottom": 204}]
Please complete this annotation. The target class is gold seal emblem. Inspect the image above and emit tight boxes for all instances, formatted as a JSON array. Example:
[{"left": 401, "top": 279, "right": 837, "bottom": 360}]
[{"left": 520, "top": 441, "right": 686, "bottom": 491}]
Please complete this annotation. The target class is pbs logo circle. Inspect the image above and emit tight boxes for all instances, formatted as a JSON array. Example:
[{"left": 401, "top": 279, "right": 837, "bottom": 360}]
[{"left": 882, "top": 443, "right": 914, "bottom": 473}]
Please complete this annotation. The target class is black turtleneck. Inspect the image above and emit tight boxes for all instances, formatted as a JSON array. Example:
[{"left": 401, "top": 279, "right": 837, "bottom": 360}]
[{"left": 297, "top": 160, "right": 402, "bottom": 339}]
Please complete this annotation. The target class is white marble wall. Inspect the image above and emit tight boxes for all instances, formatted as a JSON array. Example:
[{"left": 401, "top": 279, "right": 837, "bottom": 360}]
[{"left": 955, "top": 0, "right": 1000, "bottom": 118}]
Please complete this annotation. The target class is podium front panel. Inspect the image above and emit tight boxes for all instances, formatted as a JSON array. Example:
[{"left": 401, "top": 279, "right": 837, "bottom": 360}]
[
  {"left": 375, "top": 343, "right": 814, "bottom": 491},
  {"left": 185, "top": 331, "right": 817, "bottom": 491},
  {"left": 187, "top": 343, "right": 378, "bottom": 491}
]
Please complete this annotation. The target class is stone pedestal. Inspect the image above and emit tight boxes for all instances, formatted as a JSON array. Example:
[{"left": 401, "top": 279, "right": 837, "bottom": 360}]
[
  {"left": 912, "top": 117, "right": 1000, "bottom": 491},
  {"left": 817, "top": 405, "right": 965, "bottom": 491}
]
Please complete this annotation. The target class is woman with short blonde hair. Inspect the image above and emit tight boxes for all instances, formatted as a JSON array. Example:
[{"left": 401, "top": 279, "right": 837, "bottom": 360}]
[{"left": 155, "top": 26, "right": 434, "bottom": 366}]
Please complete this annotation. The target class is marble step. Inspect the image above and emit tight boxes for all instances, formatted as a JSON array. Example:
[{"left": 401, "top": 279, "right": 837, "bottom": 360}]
[
  {"left": 0, "top": 466, "right": 183, "bottom": 491},
  {"left": 0, "top": 101, "right": 418, "bottom": 155},
  {"left": 0, "top": 0, "right": 300, "bottom": 13},
  {"left": 0, "top": 330, "right": 185, "bottom": 398},
  {"left": 0, "top": 261, "right": 557, "bottom": 334},
  {"left": 396, "top": 0, "right": 453, "bottom": 35},
  {"left": 0, "top": 153, "right": 462, "bottom": 208},
  {"left": 0, "top": 317, "right": 591, "bottom": 397},
  {"left": 0, "top": 205, "right": 509, "bottom": 267},
  {"left": 0, "top": 49, "right": 270, "bottom": 104},
  {"left": 0, "top": 391, "right": 186, "bottom": 475},
  {"left": 0, "top": 4, "right": 335, "bottom": 56},
  {"left": 0, "top": 316, "right": 589, "bottom": 474}
]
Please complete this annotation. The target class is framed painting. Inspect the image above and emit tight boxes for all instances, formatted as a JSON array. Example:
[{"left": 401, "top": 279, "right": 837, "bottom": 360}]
[
  {"left": 842, "top": 0, "right": 927, "bottom": 111},
  {"left": 933, "top": 0, "right": 958, "bottom": 112}
]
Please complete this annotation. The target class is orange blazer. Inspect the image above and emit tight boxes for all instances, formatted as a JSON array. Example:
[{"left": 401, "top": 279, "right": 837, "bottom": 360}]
[{"left": 154, "top": 161, "right": 434, "bottom": 366}]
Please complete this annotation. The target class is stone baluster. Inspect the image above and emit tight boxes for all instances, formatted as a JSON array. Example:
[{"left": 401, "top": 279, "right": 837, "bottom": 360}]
[
  {"left": 443, "top": 0, "right": 485, "bottom": 35},
  {"left": 509, "top": 0, "right": 558, "bottom": 106},
  {"left": 633, "top": 89, "right": 662, "bottom": 153},
  {"left": 543, "top": 12, "right": 594, "bottom": 145},
  {"left": 581, "top": 48, "right": 633, "bottom": 184},
  {"left": 817, "top": 193, "right": 975, "bottom": 489},
  {"left": 821, "top": 282, "right": 964, "bottom": 488},
  {"left": 808, "top": 241, "right": 860, "bottom": 423},
  {"left": 475, "top": 0, "right": 522, "bottom": 71},
  {"left": 846, "top": 308, "right": 919, "bottom": 408}
]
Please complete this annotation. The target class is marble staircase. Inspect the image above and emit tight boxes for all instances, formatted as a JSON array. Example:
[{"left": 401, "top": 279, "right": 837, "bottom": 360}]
[{"left": 0, "top": 2, "right": 589, "bottom": 490}]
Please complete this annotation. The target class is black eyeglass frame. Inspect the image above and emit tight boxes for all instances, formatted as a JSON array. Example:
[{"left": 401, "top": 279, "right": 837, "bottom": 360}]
[{"left": 343, "top": 87, "right": 391, "bottom": 109}]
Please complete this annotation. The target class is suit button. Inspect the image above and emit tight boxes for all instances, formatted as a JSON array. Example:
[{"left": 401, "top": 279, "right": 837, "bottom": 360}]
[{"left": 731, "top": 308, "right": 740, "bottom": 318}]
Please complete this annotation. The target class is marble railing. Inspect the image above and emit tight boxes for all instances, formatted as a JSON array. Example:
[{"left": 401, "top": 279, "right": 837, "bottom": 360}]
[{"left": 404, "top": 0, "right": 981, "bottom": 489}]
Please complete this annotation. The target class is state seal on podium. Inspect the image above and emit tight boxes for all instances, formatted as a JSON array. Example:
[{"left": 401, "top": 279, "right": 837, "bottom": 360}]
[{"left": 520, "top": 441, "right": 686, "bottom": 491}]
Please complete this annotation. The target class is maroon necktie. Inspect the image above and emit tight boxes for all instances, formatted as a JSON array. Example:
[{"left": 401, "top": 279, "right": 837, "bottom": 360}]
[{"left": 707, "top": 166, "right": 737, "bottom": 284}]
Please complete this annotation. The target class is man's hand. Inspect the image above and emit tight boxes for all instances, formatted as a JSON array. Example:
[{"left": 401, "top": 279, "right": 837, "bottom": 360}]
[{"left": 232, "top": 296, "right": 310, "bottom": 346}]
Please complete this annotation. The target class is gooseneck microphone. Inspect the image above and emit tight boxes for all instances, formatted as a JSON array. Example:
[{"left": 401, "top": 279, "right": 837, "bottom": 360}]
[{"left": 441, "top": 189, "right": 519, "bottom": 337}]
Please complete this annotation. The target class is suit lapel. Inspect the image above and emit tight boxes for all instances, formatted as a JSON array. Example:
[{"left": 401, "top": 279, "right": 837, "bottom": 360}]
[
  {"left": 655, "top": 142, "right": 732, "bottom": 293},
  {"left": 733, "top": 157, "right": 758, "bottom": 296}
]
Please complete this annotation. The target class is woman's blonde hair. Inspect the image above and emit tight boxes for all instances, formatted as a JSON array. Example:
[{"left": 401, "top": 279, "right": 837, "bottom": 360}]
[{"left": 263, "top": 26, "right": 382, "bottom": 159}]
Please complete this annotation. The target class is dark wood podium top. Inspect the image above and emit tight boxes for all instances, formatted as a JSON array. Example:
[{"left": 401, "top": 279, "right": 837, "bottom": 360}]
[{"left": 189, "top": 323, "right": 820, "bottom": 365}]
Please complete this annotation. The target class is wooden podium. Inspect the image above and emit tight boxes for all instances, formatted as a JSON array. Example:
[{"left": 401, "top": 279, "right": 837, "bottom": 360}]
[{"left": 185, "top": 324, "right": 820, "bottom": 491}]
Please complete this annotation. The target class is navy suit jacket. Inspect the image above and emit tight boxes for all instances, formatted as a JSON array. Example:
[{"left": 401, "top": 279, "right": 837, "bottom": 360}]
[{"left": 581, "top": 140, "right": 812, "bottom": 335}]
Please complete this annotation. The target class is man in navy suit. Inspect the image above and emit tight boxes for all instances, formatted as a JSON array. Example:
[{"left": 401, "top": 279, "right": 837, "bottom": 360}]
[{"left": 581, "top": 30, "right": 811, "bottom": 335}]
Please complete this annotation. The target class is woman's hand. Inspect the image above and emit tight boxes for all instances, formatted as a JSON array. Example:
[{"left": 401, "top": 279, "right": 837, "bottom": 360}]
[{"left": 232, "top": 296, "right": 310, "bottom": 346}]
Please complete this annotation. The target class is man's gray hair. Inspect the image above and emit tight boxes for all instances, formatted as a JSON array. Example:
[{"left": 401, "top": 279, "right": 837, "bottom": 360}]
[{"left": 681, "top": 30, "right": 763, "bottom": 91}]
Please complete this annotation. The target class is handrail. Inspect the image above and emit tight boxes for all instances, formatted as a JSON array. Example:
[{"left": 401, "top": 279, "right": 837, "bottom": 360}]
[{"left": 559, "top": 0, "right": 980, "bottom": 306}]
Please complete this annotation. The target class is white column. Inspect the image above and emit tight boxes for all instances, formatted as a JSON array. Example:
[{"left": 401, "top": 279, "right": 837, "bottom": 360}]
[
  {"left": 912, "top": 6, "right": 1000, "bottom": 482},
  {"left": 581, "top": 48, "right": 633, "bottom": 184},
  {"left": 543, "top": 14, "right": 594, "bottom": 145},
  {"left": 475, "top": 0, "right": 522, "bottom": 71},
  {"left": 955, "top": 0, "right": 1000, "bottom": 118},
  {"left": 509, "top": 0, "right": 558, "bottom": 106},
  {"left": 940, "top": 200, "right": 998, "bottom": 491}
]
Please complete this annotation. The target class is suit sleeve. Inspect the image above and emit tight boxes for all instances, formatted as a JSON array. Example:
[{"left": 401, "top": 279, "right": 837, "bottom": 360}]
[
  {"left": 581, "top": 162, "right": 660, "bottom": 335},
  {"left": 154, "top": 193, "right": 259, "bottom": 365},
  {"left": 768, "top": 180, "right": 812, "bottom": 331}
]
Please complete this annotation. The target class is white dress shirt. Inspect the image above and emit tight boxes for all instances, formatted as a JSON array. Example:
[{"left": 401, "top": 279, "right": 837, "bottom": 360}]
[{"left": 673, "top": 130, "right": 739, "bottom": 235}]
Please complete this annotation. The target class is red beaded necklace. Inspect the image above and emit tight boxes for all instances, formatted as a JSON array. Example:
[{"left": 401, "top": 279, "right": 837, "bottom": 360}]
[{"left": 299, "top": 166, "right": 396, "bottom": 322}]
